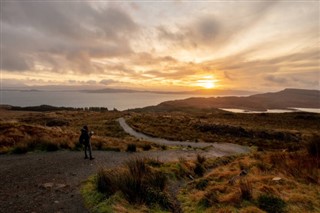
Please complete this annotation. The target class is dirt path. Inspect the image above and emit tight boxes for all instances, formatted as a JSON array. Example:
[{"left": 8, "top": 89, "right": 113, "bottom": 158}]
[
  {"left": 0, "top": 147, "right": 249, "bottom": 213},
  {"left": 118, "top": 117, "right": 250, "bottom": 156},
  {"left": 0, "top": 120, "right": 249, "bottom": 213}
]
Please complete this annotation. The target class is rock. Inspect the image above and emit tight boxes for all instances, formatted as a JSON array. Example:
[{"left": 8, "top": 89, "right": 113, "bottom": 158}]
[
  {"left": 55, "top": 183, "right": 68, "bottom": 189},
  {"left": 54, "top": 200, "right": 59, "bottom": 204},
  {"left": 39, "top": 182, "right": 54, "bottom": 189},
  {"left": 272, "top": 177, "right": 282, "bottom": 181},
  {"left": 55, "top": 183, "right": 69, "bottom": 192}
]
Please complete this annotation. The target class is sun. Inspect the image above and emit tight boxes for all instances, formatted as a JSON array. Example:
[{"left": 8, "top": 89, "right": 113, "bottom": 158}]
[
  {"left": 196, "top": 77, "right": 217, "bottom": 89},
  {"left": 203, "top": 81, "right": 215, "bottom": 89}
]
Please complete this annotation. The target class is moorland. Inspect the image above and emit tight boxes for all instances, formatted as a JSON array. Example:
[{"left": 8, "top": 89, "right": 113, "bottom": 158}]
[{"left": 0, "top": 89, "right": 319, "bottom": 213}]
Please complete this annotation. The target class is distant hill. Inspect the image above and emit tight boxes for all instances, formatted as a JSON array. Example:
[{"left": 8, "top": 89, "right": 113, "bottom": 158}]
[
  {"left": 84, "top": 88, "right": 255, "bottom": 96},
  {"left": 143, "top": 88, "right": 320, "bottom": 111}
]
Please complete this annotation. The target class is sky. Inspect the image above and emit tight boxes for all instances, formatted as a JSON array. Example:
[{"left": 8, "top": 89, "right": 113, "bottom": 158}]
[{"left": 1, "top": 0, "right": 319, "bottom": 92}]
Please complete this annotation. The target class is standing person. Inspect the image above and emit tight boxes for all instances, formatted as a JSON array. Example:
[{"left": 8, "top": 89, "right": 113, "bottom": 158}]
[{"left": 79, "top": 125, "right": 94, "bottom": 160}]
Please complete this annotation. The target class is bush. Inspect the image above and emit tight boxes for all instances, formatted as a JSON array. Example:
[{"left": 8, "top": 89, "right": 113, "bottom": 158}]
[
  {"left": 195, "top": 179, "right": 208, "bottom": 190},
  {"left": 194, "top": 162, "right": 206, "bottom": 177},
  {"left": 257, "top": 194, "right": 287, "bottom": 213},
  {"left": 142, "top": 144, "right": 152, "bottom": 151},
  {"left": 199, "top": 191, "right": 219, "bottom": 207},
  {"left": 307, "top": 135, "right": 320, "bottom": 158},
  {"left": 96, "top": 169, "right": 118, "bottom": 197},
  {"left": 161, "top": 145, "right": 167, "bottom": 150},
  {"left": 45, "top": 118, "right": 69, "bottom": 127},
  {"left": 126, "top": 144, "right": 136, "bottom": 152},
  {"left": 43, "top": 142, "right": 59, "bottom": 152},
  {"left": 239, "top": 179, "right": 252, "bottom": 200},
  {"left": 11, "top": 145, "right": 28, "bottom": 154},
  {"left": 196, "top": 154, "right": 206, "bottom": 164},
  {"left": 96, "top": 158, "right": 172, "bottom": 210}
]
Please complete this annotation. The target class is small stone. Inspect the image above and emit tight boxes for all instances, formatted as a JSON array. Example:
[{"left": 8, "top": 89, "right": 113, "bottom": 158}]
[
  {"left": 54, "top": 200, "right": 59, "bottom": 204},
  {"left": 55, "top": 183, "right": 68, "bottom": 189},
  {"left": 272, "top": 177, "right": 282, "bottom": 181},
  {"left": 40, "top": 182, "right": 54, "bottom": 189}
]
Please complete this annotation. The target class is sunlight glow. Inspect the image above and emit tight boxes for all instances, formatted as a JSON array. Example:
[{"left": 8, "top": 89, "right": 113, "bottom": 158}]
[{"left": 197, "top": 76, "right": 217, "bottom": 89}]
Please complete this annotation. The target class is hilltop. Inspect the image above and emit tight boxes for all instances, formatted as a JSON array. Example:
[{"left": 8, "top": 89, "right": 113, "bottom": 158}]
[{"left": 142, "top": 88, "right": 320, "bottom": 111}]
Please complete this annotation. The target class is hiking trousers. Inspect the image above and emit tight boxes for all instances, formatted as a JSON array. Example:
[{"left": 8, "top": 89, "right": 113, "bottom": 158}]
[{"left": 84, "top": 142, "right": 93, "bottom": 159}]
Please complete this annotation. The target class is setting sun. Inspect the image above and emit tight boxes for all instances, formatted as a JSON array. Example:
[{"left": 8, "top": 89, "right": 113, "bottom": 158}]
[
  {"left": 196, "top": 76, "right": 217, "bottom": 89},
  {"left": 203, "top": 81, "right": 215, "bottom": 89}
]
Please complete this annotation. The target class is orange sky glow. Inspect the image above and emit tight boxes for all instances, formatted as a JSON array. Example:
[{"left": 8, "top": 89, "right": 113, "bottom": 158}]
[{"left": 1, "top": 1, "right": 319, "bottom": 92}]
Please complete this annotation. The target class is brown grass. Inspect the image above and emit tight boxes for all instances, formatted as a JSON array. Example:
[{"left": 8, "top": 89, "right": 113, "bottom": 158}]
[
  {"left": 179, "top": 151, "right": 320, "bottom": 212},
  {"left": 126, "top": 111, "right": 319, "bottom": 149},
  {"left": 0, "top": 110, "right": 160, "bottom": 154}
]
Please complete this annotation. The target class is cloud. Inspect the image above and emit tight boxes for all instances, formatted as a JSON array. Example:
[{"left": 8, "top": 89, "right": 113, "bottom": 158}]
[
  {"left": 1, "top": 48, "right": 31, "bottom": 71},
  {"left": 1, "top": 1, "right": 318, "bottom": 91},
  {"left": 1, "top": 2, "right": 138, "bottom": 73},
  {"left": 264, "top": 75, "right": 288, "bottom": 84},
  {"left": 157, "top": 1, "right": 279, "bottom": 51},
  {"left": 100, "top": 79, "right": 117, "bottom": 85}
]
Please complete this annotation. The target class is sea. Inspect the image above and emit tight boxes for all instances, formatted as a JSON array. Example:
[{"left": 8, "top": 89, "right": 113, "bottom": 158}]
[
  {"left": 0, "top": 90, "right": 212, "bottom": 111},
  {"left": 1, "top": 90, "right": 319, "bottom": 113}
]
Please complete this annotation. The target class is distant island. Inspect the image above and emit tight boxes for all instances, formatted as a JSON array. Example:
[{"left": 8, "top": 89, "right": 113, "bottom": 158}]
[
  {"left": 141, "top": 88, "right": 320, "bottom": 111},
  {"left": 2, "top": 88, "right": 319, "bottom": 112},
  {"left": 83, "top": 88, "right": 256, "bottom": 96}
]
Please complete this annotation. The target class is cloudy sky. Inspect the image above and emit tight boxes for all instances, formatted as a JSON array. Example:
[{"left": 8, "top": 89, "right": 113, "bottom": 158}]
[{"left": 1, "top": 0, "right": 319, "bottom": 91}]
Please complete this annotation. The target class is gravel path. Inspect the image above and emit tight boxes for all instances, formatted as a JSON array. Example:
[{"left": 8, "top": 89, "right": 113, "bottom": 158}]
[
  {"left": 0, "top": 120, "right": 249, "bottom": 213},
  {"left": 0, "top": 150, "right": 230, "bottom": 213},
  {"left": 118, "top": 117, "right": 249, "bottom": 156}
]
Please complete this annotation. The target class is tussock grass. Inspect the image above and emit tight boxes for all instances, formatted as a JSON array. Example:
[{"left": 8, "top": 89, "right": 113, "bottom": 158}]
[
  {"left": 95, "top": 158, "right": 173, "bottom": 211},
  {"left": 178, "top": 151, "right": 319, "bottom": 213},
  {"left": 239, "top": 179, "right": 253, "bottom": 201}
]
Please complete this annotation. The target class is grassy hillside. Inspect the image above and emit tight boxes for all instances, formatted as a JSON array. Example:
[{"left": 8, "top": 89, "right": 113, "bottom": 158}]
[
  {"left": 145, "top": 89, "right": 320, "bottom": 111},
  {"left": 81, "top": 109, "right": 319, "bottom": 212},
  {"left": 0, "top": 108, "right": 160, "bottom": 154},
  {"left": 1, "top": 106, "right": 319, "bottom": 212},
  {"left": 126, "top": 111, "right": 319, "bottom": 150},
  {"left": 83, "top": 146, "right": 319, "bottom": 212}
]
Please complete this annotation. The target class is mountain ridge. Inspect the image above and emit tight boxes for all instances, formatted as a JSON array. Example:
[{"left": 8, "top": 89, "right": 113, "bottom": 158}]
[{"left": 144, "top": 88, "right": 320, "bottom": 111}]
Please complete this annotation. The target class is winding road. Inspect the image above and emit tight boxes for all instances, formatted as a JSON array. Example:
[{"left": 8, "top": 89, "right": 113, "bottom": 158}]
[
  {"left": 118, "top": 117, "right": 249, "bottom": 158},
  {"left": 0, "top": 118, "right": 249, "bottom": 213}
]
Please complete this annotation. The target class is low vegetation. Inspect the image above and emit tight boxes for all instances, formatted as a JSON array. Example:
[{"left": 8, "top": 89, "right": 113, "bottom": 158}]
[
  {"left": 83, "top": 143, "right": 319, "bottom": 212},
  {"left": 82, "top": 158, "right": 174, "bottom": 212},
  {"left": 178, "top": 147, "right": 319, "bottom": 212},
  {"left": 0, "top": 109, "right": 159, "bottom": 154},
  {"left": 1, "top": 106, "right": 319, "bottom": 212},
  {"left": 126, "top": 111, "right": 319, "bottom": 150}
]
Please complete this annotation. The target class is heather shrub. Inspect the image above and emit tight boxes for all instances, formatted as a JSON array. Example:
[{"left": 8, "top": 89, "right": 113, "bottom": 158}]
[
  {"left": 307, "top": 135, "right": 320, "bottom": 158},
  {"left": 194, "top": 162, "right": 206, "bottom": 177},
  {"left": 142, "top": 144, "right": 152, "bottom": 151},
  {"left": 199, "top": 191, "right": 219, "bottom": 207},
  {"left": 126, "top": 143, "right": 136, "bottom": 152},
  {"left": 257, "top": 194, "right": 287, "bottom": 213}
]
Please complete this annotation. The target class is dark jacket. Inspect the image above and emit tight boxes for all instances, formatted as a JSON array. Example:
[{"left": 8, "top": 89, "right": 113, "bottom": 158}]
[{"left": 79, "top": 128, "right": 90, "bottom": 145}]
